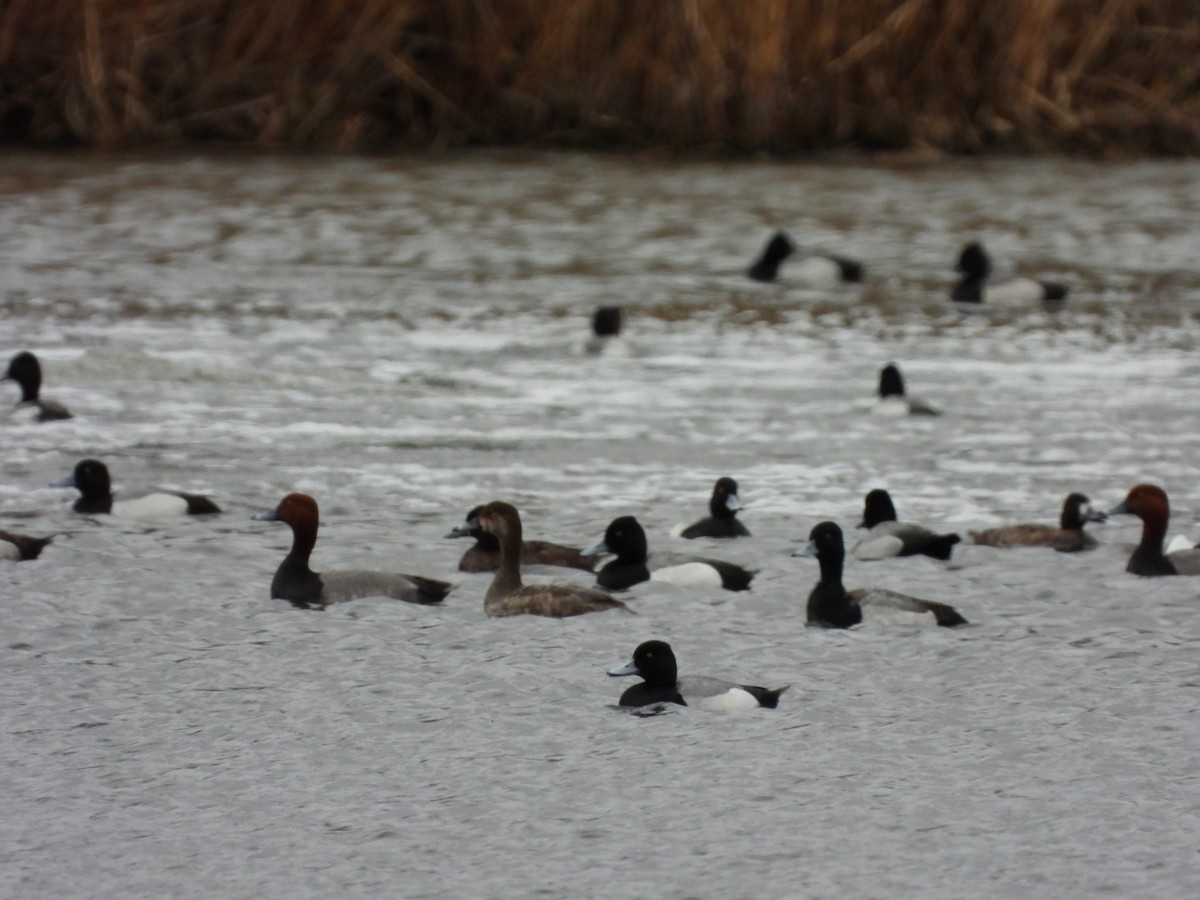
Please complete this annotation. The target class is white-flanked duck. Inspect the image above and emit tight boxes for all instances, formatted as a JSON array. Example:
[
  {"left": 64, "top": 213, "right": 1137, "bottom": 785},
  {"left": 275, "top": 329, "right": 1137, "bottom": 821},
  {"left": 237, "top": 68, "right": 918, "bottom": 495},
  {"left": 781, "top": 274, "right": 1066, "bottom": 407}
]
[
  {"left": 951, "top": 242, "right": 1067, "bottom": 309},
  {"left": 852, "top": 489, "right": 960, "bottom": 561},
  {"left": 583, "top": 306, "right": 632, "bottom": 357},
  {"left": 873, "top": 363, "right": 940, "bottom": 416},
  {"left": 2, "top": 351, "right": 72, "bottom": 421},
  {"left": 474, "top": 501, "right": 632, "bottom": 617},
  {"left": 970, "top": 493, "right": 1106, "bottom": 552},
  {"left": 608, "top": 640, "right": 788, "bottom": 710},
  {"left": 746, "top": 229, "right": 863, "bottom": 286},
  {"left": 584, "top": 515, "right": 754, "bottom": 592},
  {"left": 795, "top": 521, "right": 968, "bottom": 628},
  {"left": 53, "top": 459, "right": 221, "bottom": 517},
  {"left": 254, "top": 492, "right": 453, "bottom": 609}
]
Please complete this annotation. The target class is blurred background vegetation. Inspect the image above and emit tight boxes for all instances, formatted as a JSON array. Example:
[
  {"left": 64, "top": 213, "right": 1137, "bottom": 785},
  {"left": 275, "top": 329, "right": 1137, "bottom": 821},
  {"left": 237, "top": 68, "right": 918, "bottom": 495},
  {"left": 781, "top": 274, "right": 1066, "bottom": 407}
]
[{"left": 1, "top": 0, "right": 1197, "bottom": 155}]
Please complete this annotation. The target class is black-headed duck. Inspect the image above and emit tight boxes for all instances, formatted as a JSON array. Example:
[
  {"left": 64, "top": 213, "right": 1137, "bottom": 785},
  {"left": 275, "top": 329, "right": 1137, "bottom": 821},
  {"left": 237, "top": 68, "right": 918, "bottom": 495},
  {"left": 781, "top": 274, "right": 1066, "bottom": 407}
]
[
  {"left": 585, "top": 515, "right": 754, "bottom": 592},
  {"left": 678, "top": 477, "right": 750, "bottom": 539},
  {"left": 795, "top": 521, "right": 968, "bottom": 628},
  {"left": 608, "top": 640, "right": 788, "bottom": 710},
  {"left": 52, "top": 459, "right": 221, "bottom": 517},
  {"left": 853, "top": 489, "right": 960, "bottom": 561}
]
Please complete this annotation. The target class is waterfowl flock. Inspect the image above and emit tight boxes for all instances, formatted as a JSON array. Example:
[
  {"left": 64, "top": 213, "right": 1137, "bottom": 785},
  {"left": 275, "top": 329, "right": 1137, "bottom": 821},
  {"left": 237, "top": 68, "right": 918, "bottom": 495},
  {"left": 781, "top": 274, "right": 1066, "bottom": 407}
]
[{"left": 2, "top": 221, "right": 1196, "bottom": 717}]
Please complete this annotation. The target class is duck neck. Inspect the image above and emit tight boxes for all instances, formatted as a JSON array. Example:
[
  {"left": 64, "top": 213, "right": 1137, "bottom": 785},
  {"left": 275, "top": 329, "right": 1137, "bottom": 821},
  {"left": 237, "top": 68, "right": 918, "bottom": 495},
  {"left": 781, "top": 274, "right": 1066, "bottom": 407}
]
[
  {"left": 817, "top": 550, "right": 844, "bottom": 588},
  {"left": 488, "top": 522, "right": 524, "bottom": 602},
  {"left": 287, "top": 521, "right": 317, "bottom": 568},
  {"left": 1137, "top": 516, "right": 1167, "bottom": 556}
]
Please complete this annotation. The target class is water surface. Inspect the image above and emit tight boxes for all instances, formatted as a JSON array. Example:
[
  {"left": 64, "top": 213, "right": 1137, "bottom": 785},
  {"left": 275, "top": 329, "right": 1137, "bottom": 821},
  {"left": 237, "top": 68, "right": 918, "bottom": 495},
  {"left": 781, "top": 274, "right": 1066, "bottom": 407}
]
[{"left": 2, "top": 152, "right": 1199, "bottom": 898}]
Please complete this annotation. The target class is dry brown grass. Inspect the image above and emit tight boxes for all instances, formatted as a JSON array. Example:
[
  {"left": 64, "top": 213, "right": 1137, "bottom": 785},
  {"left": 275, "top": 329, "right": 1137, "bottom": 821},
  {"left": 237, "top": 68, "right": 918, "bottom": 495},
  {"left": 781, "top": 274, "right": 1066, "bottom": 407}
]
[{"left": 1, "top": 0, "right": 1197, "bottom": 153}]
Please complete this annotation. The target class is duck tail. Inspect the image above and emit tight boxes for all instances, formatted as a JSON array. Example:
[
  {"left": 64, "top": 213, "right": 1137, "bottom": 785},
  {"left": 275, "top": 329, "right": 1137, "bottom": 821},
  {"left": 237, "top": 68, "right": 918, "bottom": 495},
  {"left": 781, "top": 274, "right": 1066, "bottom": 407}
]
[
  {"left": 408, "top": 576, "right": 455, "bottom": 604},
  {"left": 747, "top": 684, "right": 790, "bottom": 709},
  {"left": 923, "top": 533, "right": 962, "bottom": 561}
]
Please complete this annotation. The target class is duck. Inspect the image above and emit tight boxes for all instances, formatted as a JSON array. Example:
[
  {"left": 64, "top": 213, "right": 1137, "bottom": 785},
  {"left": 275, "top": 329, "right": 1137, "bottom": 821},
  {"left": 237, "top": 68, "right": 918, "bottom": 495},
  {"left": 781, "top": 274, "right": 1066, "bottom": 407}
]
[
  {"left": 253, "top": 492, "right": 453, "bottom": 609},
  {"left": 746, "top": 229, "right": 863, "bottom": 286},
  {"left": 2, "top": 351, "right": 72, "bottom": 421},
  {"left": 474, "top": 501, "right": 632, "bottom": 617},
  {"left": 583, "top": 306, "right": 631, "bottom": 357},
  {"left": 445, "top": 505, "right": 601, "bottom": 573},
  {"left": 970, "top": 493, "right": 1107, "bottom": 552},
  {"left": 1106, "top": 484, "right": 1200, "bottom": 576},
  {"left": 584, "top": 515, "right": 754, "bottom": 592},
  {"left": 52, "top": 459, "right": 222, "bottom": 517},
  {"left": 677, "top": 476, "right": 750, "bottom": 539},
  {"left": 852, "top": 489, "right": 960, "bottom": 561},
  {"left": 1, "top": 529, "right": 54, "bottom": 561},
  {"left": 951, "top": 242, "right": 1067, "bottom": 309},
  {"left": 794, "top": 521, "right": 968, "bottom": 628},
  {"left": 873, "top": 363, "right": 940, "bottom": 416},
  {"left": 607, "top": 640, "right": 789, "bottom": 710}
]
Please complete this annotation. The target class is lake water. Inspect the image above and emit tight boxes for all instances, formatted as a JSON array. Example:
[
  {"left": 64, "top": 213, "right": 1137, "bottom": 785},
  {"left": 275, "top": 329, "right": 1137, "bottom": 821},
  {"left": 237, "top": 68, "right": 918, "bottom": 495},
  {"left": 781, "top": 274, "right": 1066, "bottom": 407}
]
[{"left": 2, "top": 151, "right": 1199, "bottom": 898}]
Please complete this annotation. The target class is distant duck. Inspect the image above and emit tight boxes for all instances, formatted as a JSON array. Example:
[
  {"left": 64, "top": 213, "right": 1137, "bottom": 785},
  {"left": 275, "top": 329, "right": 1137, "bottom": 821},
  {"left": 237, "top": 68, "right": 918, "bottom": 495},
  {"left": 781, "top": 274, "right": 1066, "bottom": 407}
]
[
  {"left": 1107, "top": 484, "right": 1200, "bottom": 576},
  {"left": 970, "top": 493, "right": 1107, "bottom": 552},
  {"left": 253, "top": 492, "right": 453, "bottom": 609},
  {"left": 873, "top": 363, "right": 940, "bottom": 416},
  {"left": 583, "top": 306, "right": 632, "bottom": 357},
  {"left": 584, "top": 515, "right": 754, "bottom": 592},
  {"left": 607, "top": 640, "right": 789, "bottom": 710},
  {"left": 794, "top": 521, "right": 968, "bottom": 628},
  {"left": 746, "top": 229, "right": 863, "bottom": 287},
  {"left": 53, "top": 459, "right": 221, "bottom": 517},
  {"left": 474, "top": 501, "right": 633, "bottom": 617},
  {"left": 852, "top": 489, "right": 961, "bottom": 561},
  {"left": 445, "top": 505, "right": 601, "bottom": 573},
  {"left": 2, "top": 351, "right": 72, "bottom": 421},
  {"left": 951, "top": 242, "right": 1067, "bottom": 309},
  {"left": 1, "top": 528, "right": 54, "bottom": 561},
  {"left": 677, "top": 476, "right": 750, "bottom": 539}
]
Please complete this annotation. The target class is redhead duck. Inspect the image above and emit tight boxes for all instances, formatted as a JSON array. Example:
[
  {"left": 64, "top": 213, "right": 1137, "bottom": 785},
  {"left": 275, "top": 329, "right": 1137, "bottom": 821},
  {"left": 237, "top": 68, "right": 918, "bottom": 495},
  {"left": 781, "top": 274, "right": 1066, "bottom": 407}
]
[
  {"left": 253, "top": 492, "right": 453, "bottom": 609},
  {"left": 852, "top": 489, "right": 960, "bottom": 561},
  {"left": 2, "top": 351, "right": 72, "bottom": 421},
  {"left": 1107, "top": 484, "right": 1200, "bottom": 576},
  {"left": 445, "top": 505, "right": 600, "bottom": 573},
  {"left": 951, "top": 242, "right": 1067, "bottom": 309},
  {"left": 585, "top": 515, "right": 754, "bottom": 591},
  {"left": 583, "top": 306, "right": 632, "bottom": 357},
  {"left": 1, "top": 529, "right": 53, "bottom": 561},
  {"left": 608, "top": 640, "right": 788, "bottom": 710},
  {"left": 746, "top": 229, "right": 863, "bottom": 286},
  {"left": 970, "top": 493, "right": 1106, "bottom": 552},
  {"left": 678, "top": 477, "right": 750, "bottom": 539},
  {"left": 873, "top": 363, "right": 940, "bottom": 416},
  {"left": 53, "top": 459, "right": 221, "bottom": 517},
  {"left": 474, "top": 501, "right": 632, "bottom": 617},
  {"left": 794, "top": 521, "right": 968, "bottom": 628}
]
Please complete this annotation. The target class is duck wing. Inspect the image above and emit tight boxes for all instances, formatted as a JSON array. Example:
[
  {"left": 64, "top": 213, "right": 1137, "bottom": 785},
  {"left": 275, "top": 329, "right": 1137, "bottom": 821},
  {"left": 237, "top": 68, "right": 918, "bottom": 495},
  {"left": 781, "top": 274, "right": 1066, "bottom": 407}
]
[
  {"left": 850, "top": 588, "right": 967, "bottom": 627},
  {"left": 321, "top": 570, "right": 452, "bottom": 605}
]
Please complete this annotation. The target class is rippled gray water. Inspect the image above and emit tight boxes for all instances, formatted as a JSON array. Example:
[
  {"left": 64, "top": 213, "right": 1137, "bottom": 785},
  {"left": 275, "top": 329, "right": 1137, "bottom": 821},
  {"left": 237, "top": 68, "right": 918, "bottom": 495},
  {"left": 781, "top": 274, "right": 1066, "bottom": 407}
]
[{"left": 3, "top": 151, "right": 1200, "bottom": 898}]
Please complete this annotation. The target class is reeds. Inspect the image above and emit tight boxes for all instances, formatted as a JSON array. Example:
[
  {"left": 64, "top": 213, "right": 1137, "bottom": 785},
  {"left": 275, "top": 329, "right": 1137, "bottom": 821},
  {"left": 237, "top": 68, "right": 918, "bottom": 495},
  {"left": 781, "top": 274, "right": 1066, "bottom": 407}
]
[{"left": 1, "top": 0, "right": 1197, "bottom": 154}]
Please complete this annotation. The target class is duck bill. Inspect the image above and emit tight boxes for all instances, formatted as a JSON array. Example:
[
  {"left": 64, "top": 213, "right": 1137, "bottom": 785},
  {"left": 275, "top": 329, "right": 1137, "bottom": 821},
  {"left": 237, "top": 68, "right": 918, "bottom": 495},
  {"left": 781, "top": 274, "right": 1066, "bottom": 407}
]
[
  {"left": 791, "top": 540, "right": 818, "bottom": 558},
  {"left": 50, "top": 474, "right": 76, "bottom": 489},
  {"left": 582, "top": 540, "right": 610, "bottom": 557},
  {"left": 444, "top": 522, "right": 473, "bottom": 539},
  {"left": 1083, "top": 506, "right": 1108, "bottom": 524},
  {"left": 1106, "top": 500, "right": 1129, "bottom": 517},
  {"left": 252, "top": 508, "right": 280, "bottom": 521},
  {"left": 725, "top": 493, "right": 743, "bottom": 512},
  {"left": 607, "top": 659, "right": 638, "bottom": 677}
]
